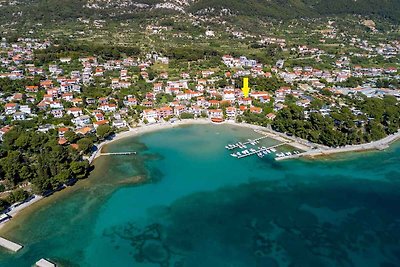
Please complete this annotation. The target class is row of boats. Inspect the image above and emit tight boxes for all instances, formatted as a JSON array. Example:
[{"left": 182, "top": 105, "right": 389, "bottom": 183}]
[
  {"left": 225, "top": 139, "right": 261, "bottom": 150},
  {"left": 230, "top": 146, "right": 277, "bottom": 158},
  {"left": 275, "top": 151, "right": 301, "bottom": 158},
  {"left": 226, "top": 137, "right": 302, "bottom": 160},
  {"left": 230, "top": 148, "right": 302, "bottom": 159}
]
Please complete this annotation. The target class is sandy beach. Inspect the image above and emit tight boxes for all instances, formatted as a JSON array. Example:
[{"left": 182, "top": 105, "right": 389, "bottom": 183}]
[
  {"left": 89, "top": 118, "right": 211, "bottom": 163},
  {"left": 0, "top": 119, "right": 211, "bottom": 231}
]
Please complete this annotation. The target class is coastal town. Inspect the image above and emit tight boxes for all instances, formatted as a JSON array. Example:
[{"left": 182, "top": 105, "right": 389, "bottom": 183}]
[
  {"left": 0, "top": 37, "right": 398, "bottom": 140},
  {"left": 0, "top": 33, "right": 399, "bottom": 233},
  {"left": 0, "top": 0, "right": 399, "bottom": 265}
]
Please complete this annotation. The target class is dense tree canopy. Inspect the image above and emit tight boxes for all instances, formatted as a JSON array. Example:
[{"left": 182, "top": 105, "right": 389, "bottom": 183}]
[
  {"left": 270, "top": 96, "right": 400, "bottom": 147},
  {"left": 96, "top": 125, "right": 113, "bottom": 140},
  {"left": 0, "top": 127, "right": 91, "bottom": 197}
]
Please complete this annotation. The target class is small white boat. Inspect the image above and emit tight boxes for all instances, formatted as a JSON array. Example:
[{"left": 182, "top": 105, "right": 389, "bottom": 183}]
[
  {"left": 250, "top": 148, "right": 256, "bottom": 153},
  {"left": 286, "top": 152, "right": 292, "bottom": 156},
  {"left": 231, "top": 153, "right": 237, "bottom": 157},
  {"left": 263, "top": 150, "right": 269, "bottom": 155},
  {"left": 270, "top": 148, "right": 277, "bottom": 152},
  {"left": 257, "top": 152, "right": 264, "bottom": 158}
]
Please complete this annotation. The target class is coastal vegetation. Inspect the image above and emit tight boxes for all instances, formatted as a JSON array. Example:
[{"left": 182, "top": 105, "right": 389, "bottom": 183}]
[
  {"left": 270, "top": 95, "right": 400, "bottom": 147},
  {"left": 0, "top": 127, "right": 91, "bottom": 195},
  {"left": 0, "top": 122, "right": 115, "bottom": 209}
]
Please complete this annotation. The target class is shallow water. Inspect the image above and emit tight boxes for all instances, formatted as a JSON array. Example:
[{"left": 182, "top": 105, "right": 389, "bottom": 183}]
[{"left": 0, "top": 124, "right": 400, "bottom": 267}]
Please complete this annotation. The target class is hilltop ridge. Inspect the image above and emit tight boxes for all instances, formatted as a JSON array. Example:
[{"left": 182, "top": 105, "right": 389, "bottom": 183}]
[{"left": 1, "top": 0, "right": 399, "bottom": 26}]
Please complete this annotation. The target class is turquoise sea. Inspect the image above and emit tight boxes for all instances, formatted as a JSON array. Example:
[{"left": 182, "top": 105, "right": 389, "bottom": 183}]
[{"left": 0, "top": 124, "right": 400, "bottom": 267}]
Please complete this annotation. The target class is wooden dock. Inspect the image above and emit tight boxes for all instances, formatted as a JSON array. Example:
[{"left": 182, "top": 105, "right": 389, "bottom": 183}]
[
  {"left": 226, "top": 136, "right": 269, "bottom": 150},
  {"left": 100, "top": 152, "right": 136, "bottom": 156},
  {"left": 0, "top": 237, "right": 23, "bottom": 252},
  {"left": 36, "top": 258, "right": 56, "bottom": 267}
]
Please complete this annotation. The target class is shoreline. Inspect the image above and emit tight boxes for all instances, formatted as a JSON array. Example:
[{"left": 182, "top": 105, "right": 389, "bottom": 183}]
[
  {"left": 89, "top": 119, "right": 320, "bottom": 165},
  {"left": 87, "top": 119, "right": 400, "bottom": 164},
  {"left": 89, "top": 118, "right": 211, "bottom": 164},
  {"left": 0, "top": 119, "right": 211, "bottom": 231},
  {"left": 275, "top": 130, "right": 400, "bottom": 160},
  {"left": 1, "top": 119, "right": 400, "bottom": 232}
]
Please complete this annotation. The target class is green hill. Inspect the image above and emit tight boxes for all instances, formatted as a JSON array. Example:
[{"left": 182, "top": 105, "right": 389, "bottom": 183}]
[
  {"left": 188, "top": 0, "right": 400, "bottom": 22},
  {"left": 0, "top": 0, "right": 399, "bottom": 27}
]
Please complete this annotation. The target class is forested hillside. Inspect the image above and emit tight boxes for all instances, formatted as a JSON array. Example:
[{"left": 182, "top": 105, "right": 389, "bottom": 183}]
[
  {"left": 189, "top": 0, "right": 400, "bottom": 22},
  {"left": 0, "top": 0, "right": 399, "bottom": 26}
]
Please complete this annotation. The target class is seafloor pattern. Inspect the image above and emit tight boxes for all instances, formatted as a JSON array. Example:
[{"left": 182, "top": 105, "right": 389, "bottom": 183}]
[{"left": 105, "top": 177, "right": 400, "bottom": 267}]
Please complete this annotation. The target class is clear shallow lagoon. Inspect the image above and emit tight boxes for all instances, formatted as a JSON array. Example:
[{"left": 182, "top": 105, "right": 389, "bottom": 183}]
[{"left": 0, "top": 124, "right": 400, "bottom": 267}]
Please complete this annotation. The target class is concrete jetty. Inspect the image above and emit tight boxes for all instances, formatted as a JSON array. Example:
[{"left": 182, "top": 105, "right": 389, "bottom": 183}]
[
  {"left": 100, "top": 152, "right": 136, "bottom": 156},
  {"left": 0, "top": 237, "right": 23, "bottom": 252},
  {"left": 253, "top": 128, "right": 319, "bottom": 151},
  {"left": 276, "top": 130, "right": 400, "bottom": 161},
  {"left": 35, "top": 258, "right": 56, "bottom": 267}
]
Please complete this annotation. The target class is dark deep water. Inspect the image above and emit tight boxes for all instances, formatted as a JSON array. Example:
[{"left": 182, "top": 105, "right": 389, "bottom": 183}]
[{"left": 0, "top": 124, "right": 400, "bottom": 267}]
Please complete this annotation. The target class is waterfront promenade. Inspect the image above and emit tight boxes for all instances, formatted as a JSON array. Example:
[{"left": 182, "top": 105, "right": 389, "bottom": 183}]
[
  {"left": 90, "top": 120, "right": 400, "bottom": 163},
  {"left": 0, "top": 195, "right": 43, "bottom": 229},
  {"left": 276, "top": 130, "right": 400, "bottom": 160}
]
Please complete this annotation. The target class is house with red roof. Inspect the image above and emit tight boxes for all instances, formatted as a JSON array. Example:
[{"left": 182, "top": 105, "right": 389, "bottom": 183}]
[
  {"left": 25, "top": 85, "right": 38, "bottom": 93},
  {"left": 157, "top": 106, "right": 173, "bottom": 118},
  {"left": 0, "top": 126, "right": 12, "bottom": 141},
  {"left": 226, "top": 107, "right": 236, "bottom": 120},
  {"left": 173, "top": 105, "right": 187, "bottom": 117},
  {"left": 208, "top": 109, "right": 223, "bottom": 119},
  {"left": 58, "top": 127, "right": 69, "bottom": 138},
  {"left": 67, "top": 107, "right": 83, "bottom": 117},
  {"left": 143, "top": 109, "right": 158, "bottom": 122},
  {"left": 95, "top": 113, "right": 105, "bottom": 121},
  {"left": 250, "top": 107, "right": 263, "bottom": 114},
  {"left": 5, "top": 103, "right": 18, "bottom": 115},
  {"left": 94, "top": 120, "right": 110, "bottom": 128}
]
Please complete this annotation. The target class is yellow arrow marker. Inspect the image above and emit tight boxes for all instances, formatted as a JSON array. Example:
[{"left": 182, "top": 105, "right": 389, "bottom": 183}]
[{"left": 242, "top": 77, "right": 250, "bottom": 97}]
